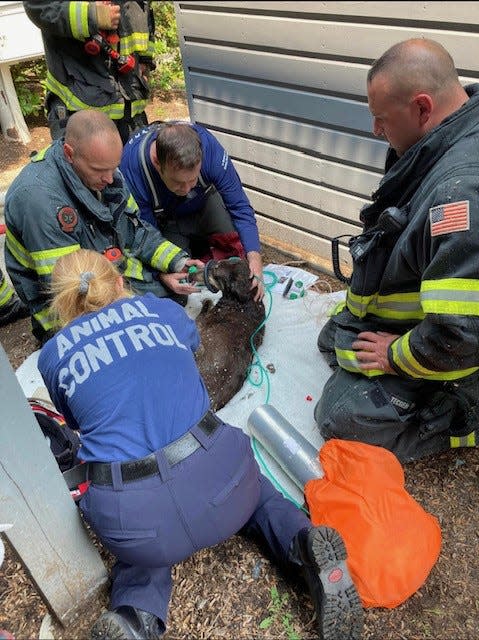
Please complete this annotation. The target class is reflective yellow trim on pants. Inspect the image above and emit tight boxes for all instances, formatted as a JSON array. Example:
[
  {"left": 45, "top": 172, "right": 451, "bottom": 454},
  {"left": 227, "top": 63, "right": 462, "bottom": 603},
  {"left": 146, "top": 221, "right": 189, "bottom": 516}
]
[
  {"left": 335, "top": 348, "right": 384, "bottom": 377},
  {"left": 328, "top": 300, "right": 346, "bottom": 317},
  {"left": 34, "top": 306, "right": 54, "bottom": 331},
  {"left": 0, "top": 277, "right": 14, "bottom": 307},
  {"left": 119, "top": 33, "right": 149, "bottom": 55},
  {"left": 450, "top": 432, "right": 476, "bottom": 448},
  {"left": 131, "top": 99, "right": 147, "bottom": 118}
]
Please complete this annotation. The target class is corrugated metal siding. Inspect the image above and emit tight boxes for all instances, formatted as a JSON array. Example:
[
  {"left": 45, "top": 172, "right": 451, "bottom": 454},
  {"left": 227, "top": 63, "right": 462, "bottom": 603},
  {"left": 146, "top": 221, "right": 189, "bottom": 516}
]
[{"left": 174, "top": 1, "right": 479, "bottom": 274}]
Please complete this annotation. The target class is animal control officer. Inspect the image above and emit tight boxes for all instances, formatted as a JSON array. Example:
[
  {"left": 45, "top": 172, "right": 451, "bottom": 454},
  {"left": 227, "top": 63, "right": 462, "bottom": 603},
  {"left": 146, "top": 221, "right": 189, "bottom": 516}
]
[{"left": 38, "top": 249, "right": 362, "bottom": 640}]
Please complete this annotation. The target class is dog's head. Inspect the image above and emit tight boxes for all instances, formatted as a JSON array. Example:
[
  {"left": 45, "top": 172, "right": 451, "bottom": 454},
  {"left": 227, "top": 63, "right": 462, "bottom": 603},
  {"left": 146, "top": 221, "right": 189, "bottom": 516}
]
[{"left": 203, "top": 257, "right": 256, "bottom": 302}]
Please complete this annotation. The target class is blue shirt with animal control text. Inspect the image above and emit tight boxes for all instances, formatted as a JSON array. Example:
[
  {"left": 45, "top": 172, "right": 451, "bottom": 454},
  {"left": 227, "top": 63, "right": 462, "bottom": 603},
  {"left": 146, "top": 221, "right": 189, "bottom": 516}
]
[{"left": 38, "top": 294, "right": 210, "bottom": 463}]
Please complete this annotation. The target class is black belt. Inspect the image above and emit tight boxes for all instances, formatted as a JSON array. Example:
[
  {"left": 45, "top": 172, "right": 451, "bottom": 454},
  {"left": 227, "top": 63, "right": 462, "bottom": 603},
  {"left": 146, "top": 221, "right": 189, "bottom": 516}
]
[{"left": 87, "top": 411, "right": 221, "bottom": 486}]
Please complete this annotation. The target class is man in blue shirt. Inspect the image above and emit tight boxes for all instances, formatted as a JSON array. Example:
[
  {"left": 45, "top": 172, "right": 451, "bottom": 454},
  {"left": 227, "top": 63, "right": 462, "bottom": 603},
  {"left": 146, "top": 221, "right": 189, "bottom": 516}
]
[{"left": 120, "top": 121, "right": 264, "bottom": 299}]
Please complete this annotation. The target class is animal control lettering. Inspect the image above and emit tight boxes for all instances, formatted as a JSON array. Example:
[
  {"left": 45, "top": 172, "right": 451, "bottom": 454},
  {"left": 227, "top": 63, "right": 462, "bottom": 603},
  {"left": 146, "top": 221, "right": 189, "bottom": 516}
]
[{"left": 56, "top": 299, "right": 187, "bottom": 398}]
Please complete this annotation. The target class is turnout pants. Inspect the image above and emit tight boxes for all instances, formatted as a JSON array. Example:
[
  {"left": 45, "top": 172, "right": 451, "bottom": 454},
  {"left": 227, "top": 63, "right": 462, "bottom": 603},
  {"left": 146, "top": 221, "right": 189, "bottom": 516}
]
[
  {"left": 0, "top": 269, "right": 18, "bottom": 317},
  {"left": 159, "top": 191, "right": 245, "bottom": 262},
  {"left": 46, "top": 94, "right": 148, "bottom": 145},
  {"left": 79, "top": 421, "right": 310, "bottom": 630},
  {"left": 314, "top": 318, "right": 479, "bottom": 463}
]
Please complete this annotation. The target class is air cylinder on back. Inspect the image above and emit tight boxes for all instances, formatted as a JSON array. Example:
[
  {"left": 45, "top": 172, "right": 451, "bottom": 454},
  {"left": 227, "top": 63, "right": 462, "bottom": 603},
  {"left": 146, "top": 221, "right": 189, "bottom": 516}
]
[{"left": 247, "top": 404, "right": 324, "bottom": 489}]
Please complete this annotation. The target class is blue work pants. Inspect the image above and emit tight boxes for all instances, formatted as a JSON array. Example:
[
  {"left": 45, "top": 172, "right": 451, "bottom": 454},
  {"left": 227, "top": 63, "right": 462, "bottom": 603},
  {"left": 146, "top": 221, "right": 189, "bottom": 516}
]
[{"left": 79, "top": 422, "right": 310, "bottom": 627}]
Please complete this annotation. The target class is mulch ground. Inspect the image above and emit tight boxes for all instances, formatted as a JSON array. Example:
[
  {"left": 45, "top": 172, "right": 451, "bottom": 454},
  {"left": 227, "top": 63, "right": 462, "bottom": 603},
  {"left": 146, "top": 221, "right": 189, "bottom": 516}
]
[{"left": 1, "top": 99, "right": 479, "bottom": 639}]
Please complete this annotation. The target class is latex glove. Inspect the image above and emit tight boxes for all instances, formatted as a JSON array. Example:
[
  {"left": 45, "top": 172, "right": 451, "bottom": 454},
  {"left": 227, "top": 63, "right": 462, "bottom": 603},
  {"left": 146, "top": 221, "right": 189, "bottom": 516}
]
[
  {"left": 95, "top": 1, "right": 121, "bottom": 30},
  {"left": 247, "top": 250, "right": 265, "bottom": 301}
]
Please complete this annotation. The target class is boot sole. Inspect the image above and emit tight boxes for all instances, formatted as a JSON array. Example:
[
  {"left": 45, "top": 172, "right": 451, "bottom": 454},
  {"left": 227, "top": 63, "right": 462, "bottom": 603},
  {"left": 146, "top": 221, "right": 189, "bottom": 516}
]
[
  {"left": 90, "top": 612, "right": 138, "bottom": 640},
  {"left": 309, "top": 526, "right": 363, "bottom": 640}
]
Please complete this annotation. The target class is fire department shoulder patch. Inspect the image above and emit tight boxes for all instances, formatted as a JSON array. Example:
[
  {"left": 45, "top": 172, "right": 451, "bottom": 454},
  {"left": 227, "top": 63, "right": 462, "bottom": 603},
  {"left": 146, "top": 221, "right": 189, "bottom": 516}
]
[{"left": 57, "top": 206, "right": 78, "bottom": 233}]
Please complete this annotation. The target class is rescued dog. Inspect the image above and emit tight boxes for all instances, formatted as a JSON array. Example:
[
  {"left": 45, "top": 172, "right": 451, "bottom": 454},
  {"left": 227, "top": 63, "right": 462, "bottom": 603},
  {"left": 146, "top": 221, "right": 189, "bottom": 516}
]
[{"left": 195, "top": 258, "right": 266, "bottom": 411}]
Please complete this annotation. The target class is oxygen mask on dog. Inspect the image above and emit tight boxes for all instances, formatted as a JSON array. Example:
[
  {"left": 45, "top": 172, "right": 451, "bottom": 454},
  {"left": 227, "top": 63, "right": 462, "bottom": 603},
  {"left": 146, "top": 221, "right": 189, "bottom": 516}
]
[
  {"left": 186, "top": 257, "right": 243, "bottom": 293},
  {"left": 187, "top": 262, "right": 219, "bottom": 292},
  {"left": 186, "top": 265, "right": 206, "bottom": 286}
]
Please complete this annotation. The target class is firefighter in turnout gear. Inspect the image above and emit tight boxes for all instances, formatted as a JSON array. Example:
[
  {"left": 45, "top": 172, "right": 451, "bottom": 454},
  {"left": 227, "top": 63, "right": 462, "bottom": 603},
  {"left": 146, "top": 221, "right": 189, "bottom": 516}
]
[
  {"left": 315, "top": 38, "right": 479, "bottom": 462},
  {"left": 4, "top": 110, "right": 203, "bottom": 344},
  {"left": 22, "top": 1, "right": 155, "bottom": 144}
]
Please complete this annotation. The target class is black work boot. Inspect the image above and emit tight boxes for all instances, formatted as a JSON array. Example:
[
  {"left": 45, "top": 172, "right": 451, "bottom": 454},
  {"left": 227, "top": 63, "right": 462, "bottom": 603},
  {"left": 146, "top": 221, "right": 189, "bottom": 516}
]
[
  {"left": 0, "top": 297, "right": 29, "bottom": 327},
  {"left": 289, "top": 526, "right": 363, "bottom": 640},
  {"left": 90, "top": 606, "right": 164, "bottom": 640}
]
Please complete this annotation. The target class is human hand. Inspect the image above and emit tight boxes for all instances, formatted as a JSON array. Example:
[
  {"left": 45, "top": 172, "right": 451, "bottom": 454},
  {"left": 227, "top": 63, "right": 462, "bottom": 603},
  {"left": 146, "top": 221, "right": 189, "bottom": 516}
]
[
  {"left": 158, "top": 272, "right": 200, "bottom": 295},
  {"left": 139, "top": 63, "right": 149, "bottom": 82},
  {"left": 352, "top": 331, "right": 399, "bottom": 374},
  {"left": 247, "top": 251, "right": 264, "bottom": 301},
  {"left": 185, "top": 258, "right": 206, "bottom": 270},
  {"left": 96, "top": 1, "right": 121, "bottom": 30}
]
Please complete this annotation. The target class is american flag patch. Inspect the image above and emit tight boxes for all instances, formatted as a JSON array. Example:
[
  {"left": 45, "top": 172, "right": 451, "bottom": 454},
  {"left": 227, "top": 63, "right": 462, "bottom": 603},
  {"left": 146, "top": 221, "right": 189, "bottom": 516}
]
[{"left": 429, "top": 200, "right": 470, "bottom": 237}]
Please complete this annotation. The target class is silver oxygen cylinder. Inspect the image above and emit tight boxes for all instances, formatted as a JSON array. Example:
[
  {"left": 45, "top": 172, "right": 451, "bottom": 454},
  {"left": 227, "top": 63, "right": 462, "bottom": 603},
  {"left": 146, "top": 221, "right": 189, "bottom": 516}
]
[{"left": 247, "top": 404, "right": 324, "bottom": 489}]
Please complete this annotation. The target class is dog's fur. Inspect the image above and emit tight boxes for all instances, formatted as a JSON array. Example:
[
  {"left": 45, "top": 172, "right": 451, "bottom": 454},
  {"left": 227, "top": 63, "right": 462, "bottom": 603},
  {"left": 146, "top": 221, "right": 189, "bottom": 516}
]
[{"left": 195, "top": 258, "right": 266, "bottom": 411}]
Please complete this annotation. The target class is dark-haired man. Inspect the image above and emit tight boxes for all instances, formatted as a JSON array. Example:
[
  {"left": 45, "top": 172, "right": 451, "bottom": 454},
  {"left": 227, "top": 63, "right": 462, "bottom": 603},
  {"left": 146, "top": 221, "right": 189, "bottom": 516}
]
[{"left": 120, "top": 121, "right": 265, "bottom": 299}]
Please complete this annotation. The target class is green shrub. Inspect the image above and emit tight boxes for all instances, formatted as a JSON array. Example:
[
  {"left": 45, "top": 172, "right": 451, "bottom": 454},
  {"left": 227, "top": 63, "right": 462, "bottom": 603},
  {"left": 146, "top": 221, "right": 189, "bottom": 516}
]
[
  {"left": 150, "top": 1, "right": 185, "bottom": 92},
  {"left": 11, "top": 58, "right": 46, "bottom": 117}
]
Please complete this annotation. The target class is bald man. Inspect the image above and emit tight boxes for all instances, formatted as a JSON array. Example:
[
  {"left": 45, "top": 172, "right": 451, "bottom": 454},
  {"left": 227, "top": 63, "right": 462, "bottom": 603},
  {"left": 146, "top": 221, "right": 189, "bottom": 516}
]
[
  {"left": 4, "top": 110, "right": 203, "bottom": 344},
  {"left": 314, "top": 39, "right": 479, "bottom": 462}
]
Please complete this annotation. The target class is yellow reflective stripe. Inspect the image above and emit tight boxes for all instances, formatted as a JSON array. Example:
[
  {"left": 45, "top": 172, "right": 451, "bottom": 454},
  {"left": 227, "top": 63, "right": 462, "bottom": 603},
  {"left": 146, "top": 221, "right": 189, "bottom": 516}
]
[
  {"left": 150, "top": 242, "right": 182, "bottom": 272},
  {"left": 391, "top": 332, "right": 478, "bottom": 380},
  {"left": 6, "top": 229, "right": 35, "bottom": 270},
  {"left": 335, "top": 348, "right": 384, "bottom": 377},
  {"left": 0, "top": 278, "right": 14, "bottom": 306},
  {"left": 421, "top": 278, "right": 479, "bottom": 315},
  {"left": 450, "top": 432, "right": 476, "bottom": 448},
  {"left": 131, "top": 99, "right": 148, "bottom": 118},
  {"left": 31, "top": 145, "right": 51, "bottom": 162},
  {"left": 46, "top": 72, "right": 125, "bottom": 118},
  {"left": 126, "top": 194, "right": 139, "bottom": 213},
  {"left": 145, "top": 41, "right": 155, "bottom": 57},
  {"left": 34, "top": 307, "right": 54, "bottom": 331},
  {"left": 69, "top": 1, "right": 90, "bottom": 40},
  {"left": 30, "top": 245, "right": 80, "bottom": 276},
  {"left": 328, "top": 300, "right": 346, "bottom": 317},
  {"left": 119, "top": 32, "right": 149, "bottom": 55},
  {"left": 347, "top": 289, "right": 424, "bottom": 320},
  {"left": 123, "top": 256, "right": 144, "bottom": 280}
]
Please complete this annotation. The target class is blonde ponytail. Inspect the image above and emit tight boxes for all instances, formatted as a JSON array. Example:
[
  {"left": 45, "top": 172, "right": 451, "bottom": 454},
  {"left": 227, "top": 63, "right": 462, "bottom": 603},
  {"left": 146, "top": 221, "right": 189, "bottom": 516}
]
[{"left": 49, "top": 249, "right": 130, "bottom": 327}]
